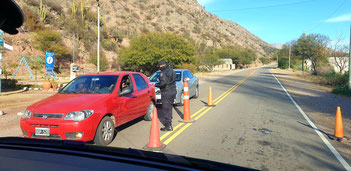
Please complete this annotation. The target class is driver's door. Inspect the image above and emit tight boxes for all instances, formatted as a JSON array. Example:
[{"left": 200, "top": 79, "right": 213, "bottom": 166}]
[{"left": 113, "top": 74, "right": 139, "bottom": 126}]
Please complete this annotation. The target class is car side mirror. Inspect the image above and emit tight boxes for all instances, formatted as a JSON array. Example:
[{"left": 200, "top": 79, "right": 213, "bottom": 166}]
[{"left": 119, "top": 87, "right": 133, "bottom": 96}]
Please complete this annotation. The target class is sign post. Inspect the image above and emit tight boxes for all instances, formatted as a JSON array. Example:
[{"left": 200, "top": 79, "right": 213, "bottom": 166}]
[
  {"left": 0, "top": 30, "right": 13, "bottom": 93},
  {"left": 45, "top": 52, "right": 57, "bottom": 78}
]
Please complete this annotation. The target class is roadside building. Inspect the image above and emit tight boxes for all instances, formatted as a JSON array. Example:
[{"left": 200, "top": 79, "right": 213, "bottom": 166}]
[
  {"left": 305, "top": 57, "right": 349, "bottom": 73},
  {"left": 213, "top": 58, "right": 235, "bottom": 71}
]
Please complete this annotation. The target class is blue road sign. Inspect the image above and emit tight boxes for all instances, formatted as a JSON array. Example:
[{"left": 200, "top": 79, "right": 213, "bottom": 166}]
[
  {"left": 0, "top": 30, "right": 4, "bottom": 49},
  {"left": 45, "top": 52, "right": 55, "bottom": 69}
]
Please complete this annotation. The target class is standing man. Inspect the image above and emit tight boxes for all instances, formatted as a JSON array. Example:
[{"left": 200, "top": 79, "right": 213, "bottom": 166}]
[{"left": 154, "top": 60, "right": 176, "bottom": 131}]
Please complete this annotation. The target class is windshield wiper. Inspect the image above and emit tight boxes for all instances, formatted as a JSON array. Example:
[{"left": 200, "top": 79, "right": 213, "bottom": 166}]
[
  {"left": 82, "top": 90, "right": 101, "bottom": 94},
  {"left": 60, "top": 90, "right": 77, "bottom": 94}
]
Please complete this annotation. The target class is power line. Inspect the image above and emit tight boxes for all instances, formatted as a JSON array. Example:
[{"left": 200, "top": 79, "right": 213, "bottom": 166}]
[
  {"left": 309, "top": 0, "right": 346, "bottom": 32},
  {"left": 208, "top": 0, "right": 315, "bottom": 13}
]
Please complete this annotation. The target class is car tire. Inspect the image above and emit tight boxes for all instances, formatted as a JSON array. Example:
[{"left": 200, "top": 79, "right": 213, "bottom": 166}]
[
  {"left": 94, "top": 116, "right": 115, "bottom": 146},
  {"left": 193, "top": 85, "right": 199, "bottom": 99},
  {"left": 177, "top": 92, "right": 184, "bottom": 106},
  {"left": 144, "top": 101, "right": 155, "bottom": 121}
]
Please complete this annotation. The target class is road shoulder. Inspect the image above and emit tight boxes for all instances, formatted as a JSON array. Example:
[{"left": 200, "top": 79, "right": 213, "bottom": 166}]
[{"left": 271, "top": 68, "right": 351, "bottom": 164}]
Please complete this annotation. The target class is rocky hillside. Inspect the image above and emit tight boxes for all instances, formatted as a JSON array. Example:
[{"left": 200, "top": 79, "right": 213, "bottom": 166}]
[{"left": 2, "top": 0, "right": 274, "bottom": 74}]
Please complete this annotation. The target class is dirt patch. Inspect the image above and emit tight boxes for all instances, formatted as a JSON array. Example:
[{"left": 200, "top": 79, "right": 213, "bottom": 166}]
[
  {"left": 0, "top": 91, "right": 56, "bottom": 137},
  {"left": 271, "top": 68, "right": 351, "bottom": 164}
]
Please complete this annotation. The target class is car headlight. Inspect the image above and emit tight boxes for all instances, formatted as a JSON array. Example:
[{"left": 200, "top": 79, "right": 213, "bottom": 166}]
[
  {"left": 22, "top": 109, "right": 32, "bottom": 119},
  {"left": 64, "top": 110, "right": 94, "bottom": 121}
]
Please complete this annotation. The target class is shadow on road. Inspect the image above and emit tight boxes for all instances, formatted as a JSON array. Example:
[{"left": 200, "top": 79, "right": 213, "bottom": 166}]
[
  {"left": 116, "top": 116, "right": 144, "bottom": 132},
  {"left": 173, "top": 106, "right": 184, "bottom": 119},
  {"left": 200, "top": 100, "right": 208, "bottom": 105},
  {"left": 297, "top": 121, "right": 334, "bottom": 138}
]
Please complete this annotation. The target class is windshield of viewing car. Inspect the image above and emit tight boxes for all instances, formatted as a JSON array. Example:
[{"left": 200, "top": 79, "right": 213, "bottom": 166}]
[
  {"left": 60, "top": 75, "right": 118, "bottom": 94},
  {"left": 149, "top": 71, "right": 182, "bottom": 82}
]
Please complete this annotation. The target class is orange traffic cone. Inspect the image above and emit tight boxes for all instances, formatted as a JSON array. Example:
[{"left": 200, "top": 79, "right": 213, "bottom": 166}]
[
  {"left": 143, "top": 107, "right": 166, "bottom": 151},
  {"left": 206, "top": 86, "right": 216, "bottom": 107},
  {"left": 179, "top": 79, "right": 195, "bottom": 123},
  {"left": 334, "top": 107, "right": 344, "bottom": 138}
]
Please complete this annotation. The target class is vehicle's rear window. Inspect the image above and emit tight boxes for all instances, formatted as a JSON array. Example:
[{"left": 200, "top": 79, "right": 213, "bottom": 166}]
[{"left": 149, "top": 71, "right": 182, "bottom": 82}]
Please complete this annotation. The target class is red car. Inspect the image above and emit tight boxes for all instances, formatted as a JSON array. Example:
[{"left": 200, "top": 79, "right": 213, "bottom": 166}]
[{"left": 20, "top": 72, "right": 156, "bottom": 146}]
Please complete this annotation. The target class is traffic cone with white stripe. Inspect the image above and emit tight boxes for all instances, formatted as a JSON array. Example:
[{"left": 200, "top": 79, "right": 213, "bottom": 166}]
[
  {"left": 143, "top": 107, "right": 166, "bottom": 151},
  {"left": 179, "top": 78, "right": 195, "bottom": 123}
]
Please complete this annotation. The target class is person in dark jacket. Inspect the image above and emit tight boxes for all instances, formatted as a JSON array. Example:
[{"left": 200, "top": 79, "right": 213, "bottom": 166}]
[{"left": 154, "top": 60, "right": 177, "bottom": 131}]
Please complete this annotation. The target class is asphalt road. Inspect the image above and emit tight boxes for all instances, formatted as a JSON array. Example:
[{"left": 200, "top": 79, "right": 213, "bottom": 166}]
[{"left": 109, "top": 66, "right": 350, "bottom": 170}]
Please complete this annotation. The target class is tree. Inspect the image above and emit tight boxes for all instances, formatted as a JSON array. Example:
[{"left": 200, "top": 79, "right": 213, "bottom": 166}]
[
  {"left": 215, "top": 46, "right": 257, "bottom": 68},
  {"left": 198, "top": 47, "right": 223, "bottom": 71},
  {"left": 34, "top": 30, "right": 71, "bottom": 68},
  {"left": 273, "top": 44, "right": 291, "bottom": 69},
  {"left": 29, "top": 56, "right": 45, "bottom": 80},
  {"left": 294, "top": 33, "right": 329, "bottom": 75},
  {"left": 120, "top": 32, "right": 197, "bottom": 75},
  {"left": 330, "top": 33, "right": 349, "bottom": 73},
  {"left": 88, "top": 49, "right": 109, "bottom": 71}
]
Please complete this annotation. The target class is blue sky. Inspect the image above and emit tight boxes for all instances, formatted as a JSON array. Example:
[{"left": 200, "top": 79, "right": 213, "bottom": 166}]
[{"left": 197, "top": 0, "right": 351, "bottom": 45}]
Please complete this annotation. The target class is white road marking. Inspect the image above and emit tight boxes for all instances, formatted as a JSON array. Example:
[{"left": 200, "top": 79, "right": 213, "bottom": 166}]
[{"left": 271, "top": 70, "right": 351, "bottom": 171}]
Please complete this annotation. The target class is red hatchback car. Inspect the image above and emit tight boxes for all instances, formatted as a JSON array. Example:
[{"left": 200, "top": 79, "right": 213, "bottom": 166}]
[{"left": 20, "top": 72, "right": 156, "bottom": 145}]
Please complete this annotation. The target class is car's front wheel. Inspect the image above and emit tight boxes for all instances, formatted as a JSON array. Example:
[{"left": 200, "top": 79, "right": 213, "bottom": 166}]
[
  {"left": 94, "top": 116, "right": 115, "bottom": 146},
  {"left": 144, "top": 101, "right": 155, "bottom": 121}
]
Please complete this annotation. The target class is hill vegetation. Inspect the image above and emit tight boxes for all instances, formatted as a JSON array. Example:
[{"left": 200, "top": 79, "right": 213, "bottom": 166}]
[{"left": 2, "top": 0, "right": 275, "bottom": 76}]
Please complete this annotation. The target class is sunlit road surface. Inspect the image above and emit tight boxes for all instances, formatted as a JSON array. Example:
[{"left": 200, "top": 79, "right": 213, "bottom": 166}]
[{"left": 110, "top": 66, "right": 350, "bottom": 170}]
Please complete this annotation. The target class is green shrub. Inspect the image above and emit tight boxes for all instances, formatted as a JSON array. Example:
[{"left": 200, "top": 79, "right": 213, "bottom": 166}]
[
  {"left": 322, "top": 72, "right": 348, "bottom": 86},
  {"left": 120, "top": 32, "right": 197, "bottom": 75},
  {"left": 102, "top": 40, "right": 116, "bottom": 51},
  {"left": 332, "top": 84, "right": 351, "bottom": 96},
  {"left": 176, "top": 63, "right": 197, "bottom": 73},
  {"left": 278, "top": 58, "right": 289, "bottom": 69},
  {"left": 1, "top": 79, "right": 18, "bottom": 89},
  {"left": 259, "top": 58, "right": 271, "bottom": 65},
  {"left": 88, "top": 49, "right": 109, "bottom": 71},
  {"left": 34, "top": 30, "right": 71, "bottom": 65}
]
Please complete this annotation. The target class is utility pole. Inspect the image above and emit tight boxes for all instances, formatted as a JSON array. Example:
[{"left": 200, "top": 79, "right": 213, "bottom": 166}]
[
  {"left": 302, "top": 31, "right": 306, "bottom": 76},
  {"left": 348, "top": 24, "right": 351, "bottom": 90},
  {"left": 289, "top": 44, "right": 291, "bottom": 70},
  {"left": 73, "top": 33, "right": 75, "bottom": 63},
  {"left": 97, "top": 0, "right": 100, "bottom": 73}
]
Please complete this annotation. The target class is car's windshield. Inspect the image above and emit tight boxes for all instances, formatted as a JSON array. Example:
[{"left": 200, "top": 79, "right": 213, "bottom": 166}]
[
  {"left": 149, "top": 71, "right": 182, "bottom": 82},
  {"left": 60, "top": 75, "right": 118, "bottom": 94},
  {"left": 3, "top": 0, "right": 351, "bottom": 170}
]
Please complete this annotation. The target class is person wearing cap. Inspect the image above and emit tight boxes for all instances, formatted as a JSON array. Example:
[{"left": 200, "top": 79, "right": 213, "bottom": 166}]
[{"left": 154, "top": 60, "right": 177, "bottom": 131}]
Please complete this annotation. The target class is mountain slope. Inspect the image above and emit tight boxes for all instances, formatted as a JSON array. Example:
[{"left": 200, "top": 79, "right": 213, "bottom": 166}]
[{"left": 2, "top": 0, "right": 274, "bottom": 73}]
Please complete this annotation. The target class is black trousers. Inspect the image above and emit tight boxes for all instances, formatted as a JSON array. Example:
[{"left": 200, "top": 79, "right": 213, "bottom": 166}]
[{"left": 159, "top": 89, "right": 177, "bottom": 124}]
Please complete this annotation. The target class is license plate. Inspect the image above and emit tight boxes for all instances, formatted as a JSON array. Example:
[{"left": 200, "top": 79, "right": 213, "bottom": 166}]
[{"left": 35, "top": 128, "right": 50, "bottom": 136}]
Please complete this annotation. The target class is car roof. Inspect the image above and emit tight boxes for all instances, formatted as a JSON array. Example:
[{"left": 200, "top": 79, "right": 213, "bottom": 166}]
[
  {"left": 156, "top": 69, "right": 189, "bottom": 72},
  {"left": 82, "top": 72, "right": 142, "bottom": 76}
]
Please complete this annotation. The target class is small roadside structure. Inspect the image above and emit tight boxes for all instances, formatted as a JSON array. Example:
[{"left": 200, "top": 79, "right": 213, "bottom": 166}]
[{"left": 213, "top": 58, "right": 235, "bottom": 71}]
